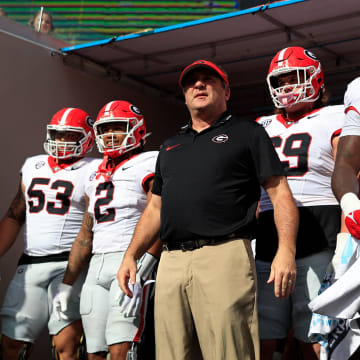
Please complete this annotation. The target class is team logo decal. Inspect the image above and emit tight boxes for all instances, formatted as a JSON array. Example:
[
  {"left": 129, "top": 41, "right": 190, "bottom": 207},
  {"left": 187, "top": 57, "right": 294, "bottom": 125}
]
[
  {"left": 212, "top": 134, "right": 229, "bottom": 144},
  {"left": 86, "top": 116, "right": 95, "bottom": 128},
  {"left": 259, "top": 118, "right": 272, "bottom": 128},
  {"left": 35, "top": 161, "right": 45, "bottom": 169},
  {"left": 304, "top": 50, "right": 318, "bottom": 61},
  {"left": 130, "top": 105, "right": 142, "bottom": 115},
  {"left": 89, "top": 171, "right": 97, "bottom": 181}
]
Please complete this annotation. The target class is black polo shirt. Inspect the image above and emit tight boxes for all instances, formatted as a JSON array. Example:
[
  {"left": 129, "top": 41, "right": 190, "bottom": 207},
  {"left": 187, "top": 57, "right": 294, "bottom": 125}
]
[{"left": 152, "top": 112, "right": 284, "bottom": 244}]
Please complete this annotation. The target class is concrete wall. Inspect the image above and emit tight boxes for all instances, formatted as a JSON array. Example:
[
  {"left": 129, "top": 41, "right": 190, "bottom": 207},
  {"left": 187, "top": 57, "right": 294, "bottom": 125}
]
[{"left": 0, "top": 17, "right": 187, "bottom": 358}]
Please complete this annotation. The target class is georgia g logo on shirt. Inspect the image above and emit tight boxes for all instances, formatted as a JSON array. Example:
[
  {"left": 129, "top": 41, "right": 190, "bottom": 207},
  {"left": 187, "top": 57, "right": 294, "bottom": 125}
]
[{"left": 212, "top": 134, "right": 229, "bottom": 144}]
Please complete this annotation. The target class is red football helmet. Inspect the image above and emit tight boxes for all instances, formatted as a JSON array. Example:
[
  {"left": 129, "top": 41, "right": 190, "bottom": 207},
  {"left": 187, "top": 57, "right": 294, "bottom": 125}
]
[
  {"left": 267, "top": 46, "right": 324, "bottom": 108},
  {"left": 94, "top": 100, "right": 148, "bottom": 158},
  {"left": 44, "top": 108, "right": 95, "bottom": 159}
]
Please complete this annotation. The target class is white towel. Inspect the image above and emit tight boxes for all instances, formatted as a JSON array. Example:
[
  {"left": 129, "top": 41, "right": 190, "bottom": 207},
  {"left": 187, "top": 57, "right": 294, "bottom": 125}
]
[
  {"left": 309, "top": 255, "right": 360, "bottom": 319},
  {"left": 308, "top": 235, "right": 360, "bottom": 359},
  {"left": 328, "top": 315, "right": 360, "bottom": 360}
]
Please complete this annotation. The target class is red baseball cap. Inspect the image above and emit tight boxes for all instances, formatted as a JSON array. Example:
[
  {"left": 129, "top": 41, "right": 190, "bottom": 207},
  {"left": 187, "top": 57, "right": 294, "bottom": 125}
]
[{"left": 179, "top": 60, "right": 229, "bottom": 88}]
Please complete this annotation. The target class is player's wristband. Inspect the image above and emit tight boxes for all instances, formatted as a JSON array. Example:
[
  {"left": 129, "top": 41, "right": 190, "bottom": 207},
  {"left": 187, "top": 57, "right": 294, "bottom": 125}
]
[
  {"left": 334, "top": 233, "right": 350, "bottom": 257},
  {"left": 137, "top": 252, "right": 158, "bottom": 283},
  {"left": 340, "top": 192, "right": 360, "bottom": 215}
]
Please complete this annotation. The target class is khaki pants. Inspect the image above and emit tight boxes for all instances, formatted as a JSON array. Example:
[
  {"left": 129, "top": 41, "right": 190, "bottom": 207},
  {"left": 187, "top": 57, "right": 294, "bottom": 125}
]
[{"left": 155, "top": 238, "right": 259, "bottom": 360}]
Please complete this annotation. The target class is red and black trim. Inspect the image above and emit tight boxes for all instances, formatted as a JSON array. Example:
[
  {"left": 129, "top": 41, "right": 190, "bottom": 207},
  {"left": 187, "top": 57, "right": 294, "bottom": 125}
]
[
  {"left": 142, "top": 173, "right": 155, "bottom": 193},
  {"left": 331, "top": 128, "right": 342, "bottom": 141},
  {"left": 132, "top": 277, "right": 152, "bottom": 343},
  {"left": 96, "top": 154, "right": 139, "bottom": 181},
  {"left": 345, "top": 105, "right": 360, "bottom": 116}
]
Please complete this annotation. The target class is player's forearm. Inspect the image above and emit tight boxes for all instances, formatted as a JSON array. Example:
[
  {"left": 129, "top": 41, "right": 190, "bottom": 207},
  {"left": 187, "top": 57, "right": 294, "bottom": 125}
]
[
  {"left": 332, "top": 136, "right": 360, "bottom": 200},
  {"left": 63, "top": 207, "right": 93, "bottom": 285},
  {"left": 332, "top": 161, "right": 359, "bottom": 201},
  {"left": 0, "top": 181, "right": 26, "bottom": 256},
  {"left": 63, "top": 234, "right": 92, "bottom": 285},
  {"left": 146, "top": 238, "right": 163, "bottom": 258}
]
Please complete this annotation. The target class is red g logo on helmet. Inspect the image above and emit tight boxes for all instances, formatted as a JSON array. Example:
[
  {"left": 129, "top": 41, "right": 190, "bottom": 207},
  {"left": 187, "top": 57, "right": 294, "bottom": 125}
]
[
  {"left": 129, "top": 104, "right": 142, "bottom": 115},
  {"left": 86, "top": 116, "right": 95, "bottom": 128},
  {"left": 304, "top": 50, "right": 319, "bottom": 61}
]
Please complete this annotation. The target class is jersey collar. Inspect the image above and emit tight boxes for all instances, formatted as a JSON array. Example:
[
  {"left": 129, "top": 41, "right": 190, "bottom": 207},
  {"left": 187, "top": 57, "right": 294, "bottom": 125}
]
[
  {"left": 47, "top": 156, "right": 80, "bottom": 173},
  {"left": 180, "top": 111, "right": 232, "bottom": 134},
  {"left": 96, "top": 153, "right": 139, "bottom": 181},
  {"left": 277, "top": 108, "right": 321, "bottom": 128}
]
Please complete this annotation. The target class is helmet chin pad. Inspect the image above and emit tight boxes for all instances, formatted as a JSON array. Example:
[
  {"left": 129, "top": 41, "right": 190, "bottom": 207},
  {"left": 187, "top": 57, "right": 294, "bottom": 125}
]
[{"left": 104, "top": 147, "right": 126, "bottom": 158}]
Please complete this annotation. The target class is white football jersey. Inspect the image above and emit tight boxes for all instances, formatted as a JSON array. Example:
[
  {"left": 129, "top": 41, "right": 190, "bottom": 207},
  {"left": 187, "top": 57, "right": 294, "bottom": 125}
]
[
  {"left": 342, "top": 77, "right": 360, "bottom": 137},
  {"left": 21, "top": 155, "right": 98, "bottom": 256},
  {"left": 257, "top": 105, "right": 344, "bottom": 210},
  {"left": 85, "top": 151, "right": 158, "bottom": 254}
]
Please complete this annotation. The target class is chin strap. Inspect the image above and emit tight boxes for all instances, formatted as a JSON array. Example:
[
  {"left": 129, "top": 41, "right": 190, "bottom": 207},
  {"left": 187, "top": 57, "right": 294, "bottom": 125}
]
[{"left": 96, "top": 155, "right": 116, "bottom": 181}]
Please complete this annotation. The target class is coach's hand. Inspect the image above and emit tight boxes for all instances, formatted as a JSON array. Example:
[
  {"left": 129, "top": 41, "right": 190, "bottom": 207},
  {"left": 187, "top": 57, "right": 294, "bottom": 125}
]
[
  {"left": 53, "top": 283, "right": 73, "bottom": 320},
  {"left": 117, "top": 255, "right": 138, "bottom": 298},
  {"left": 117, "top": 252, "right": 157, "bottom": 316},
  {"left": 341, "top": 193, "right": 360, "bottom": 239},
  {"left": 268, "top": 247, "right": 296, "bottom": 299}
]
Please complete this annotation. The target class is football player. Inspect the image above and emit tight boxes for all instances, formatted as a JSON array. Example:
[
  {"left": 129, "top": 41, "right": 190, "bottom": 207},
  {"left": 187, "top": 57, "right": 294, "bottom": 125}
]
[
  {"left": 0, "top": 107, "right": 96, "bottom": 359},
  {"left": 255, "top": 46, "right": 345, "bottom": 360},
  {"left": 332, "top": 77, "right": 360, "bottom": 237},
  {"left": 53, "top": 100, "right": 161, "bottom": 360},
  {"left": 305, "top": 77, "right": 360, "bottom": 360}
]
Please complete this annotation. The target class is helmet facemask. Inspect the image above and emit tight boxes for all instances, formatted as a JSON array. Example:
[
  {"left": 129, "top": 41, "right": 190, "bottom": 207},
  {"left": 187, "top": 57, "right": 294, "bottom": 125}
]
[
  {"left": 44, "top": 125, "right": 93, "bottom": 159},
  {"left": 267, "top": 47, "right": 324, "bottom": 109},
  {"left": 94, "top": 118, "right": 145, "bottom": 158},
  {"left": 267, "top": 66, "right": 322, "bottom": 109},
  {"left": 94, "top": 100, "right": 148, "bottom": 160}
]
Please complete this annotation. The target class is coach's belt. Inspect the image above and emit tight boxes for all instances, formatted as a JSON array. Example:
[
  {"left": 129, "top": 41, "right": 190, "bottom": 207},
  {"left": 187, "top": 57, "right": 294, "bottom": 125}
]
[{"left": 163, "top": 232, "right": 251, "bottom": 252}]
